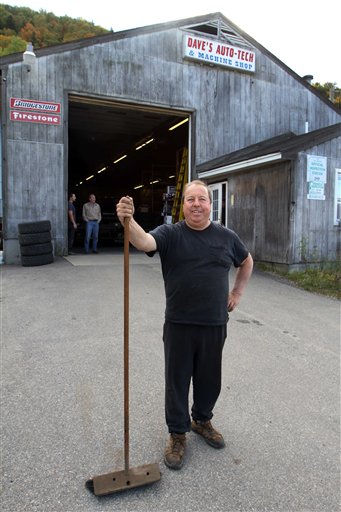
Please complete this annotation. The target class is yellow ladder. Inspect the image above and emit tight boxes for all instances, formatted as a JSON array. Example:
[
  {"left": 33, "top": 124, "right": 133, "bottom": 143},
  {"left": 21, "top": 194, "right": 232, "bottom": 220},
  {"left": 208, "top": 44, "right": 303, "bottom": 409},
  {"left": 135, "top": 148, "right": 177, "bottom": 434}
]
[{"left": 171, "top": 147, "right": 188, "bottom": 223}]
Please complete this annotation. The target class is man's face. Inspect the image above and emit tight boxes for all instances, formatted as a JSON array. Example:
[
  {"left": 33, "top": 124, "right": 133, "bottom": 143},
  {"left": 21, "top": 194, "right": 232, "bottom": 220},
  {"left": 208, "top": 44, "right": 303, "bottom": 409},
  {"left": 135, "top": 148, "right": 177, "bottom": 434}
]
[
  {"left": 71, "top": 194, "right": 76, "bottom": 202},
  {"left": 182, "top": 184, "right": 211, "bottom": 230},
  {"left": 89, "top": 194, "right": 96, "bottom": 203}
]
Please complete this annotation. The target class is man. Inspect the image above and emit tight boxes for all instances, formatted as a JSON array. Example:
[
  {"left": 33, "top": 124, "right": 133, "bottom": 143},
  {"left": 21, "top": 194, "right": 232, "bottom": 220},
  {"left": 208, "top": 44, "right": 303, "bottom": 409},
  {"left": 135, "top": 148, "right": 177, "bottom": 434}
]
[
  {"left": 67, "top": 192, "right": 77, "bottom": 255},
  {"left": 82, "top": 193, "right": 101, "bottom": 254},
  {"left": 116, "top": 180, "right": 253, "bottom": 470}
]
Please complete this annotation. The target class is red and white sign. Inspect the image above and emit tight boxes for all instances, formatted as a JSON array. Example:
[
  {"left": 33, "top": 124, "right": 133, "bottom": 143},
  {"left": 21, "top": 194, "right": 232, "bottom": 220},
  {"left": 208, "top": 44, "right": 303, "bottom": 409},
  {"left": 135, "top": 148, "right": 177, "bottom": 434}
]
[
  {"left": 10, "top": 97, "right": 61, "bottom": 113},
  {"left": 10, "top": 110, "right": 61, "bottom": 125},
  {"left": 183, "top": 35, "right": 256, "bottom": 73}
]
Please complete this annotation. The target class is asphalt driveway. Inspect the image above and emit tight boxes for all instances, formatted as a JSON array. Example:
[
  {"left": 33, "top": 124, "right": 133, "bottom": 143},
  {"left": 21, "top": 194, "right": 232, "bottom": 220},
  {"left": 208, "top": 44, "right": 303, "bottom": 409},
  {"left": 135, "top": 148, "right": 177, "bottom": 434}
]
[{"left": 1, "top": 250, "right": 340, "bottom": 512}]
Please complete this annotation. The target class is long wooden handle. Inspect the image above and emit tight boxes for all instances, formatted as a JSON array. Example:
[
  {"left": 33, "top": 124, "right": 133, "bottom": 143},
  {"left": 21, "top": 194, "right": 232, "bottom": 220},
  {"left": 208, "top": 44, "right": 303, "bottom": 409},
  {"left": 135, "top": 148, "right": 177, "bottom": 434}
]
[{"left": 124, "top": 217, "right": 130, "bottom": 472}]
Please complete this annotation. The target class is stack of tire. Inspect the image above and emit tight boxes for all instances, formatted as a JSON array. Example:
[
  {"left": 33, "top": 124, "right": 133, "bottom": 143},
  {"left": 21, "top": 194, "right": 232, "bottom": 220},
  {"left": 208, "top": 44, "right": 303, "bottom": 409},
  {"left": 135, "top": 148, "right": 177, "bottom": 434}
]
[{"left": 18, "top": 220, "right": 54, "bottom": 267}]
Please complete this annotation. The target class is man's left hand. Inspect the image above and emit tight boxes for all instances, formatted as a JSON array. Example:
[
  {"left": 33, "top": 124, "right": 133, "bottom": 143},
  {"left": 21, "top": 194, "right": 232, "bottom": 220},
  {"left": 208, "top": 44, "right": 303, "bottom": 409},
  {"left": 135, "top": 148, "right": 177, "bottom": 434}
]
[{"left": 228, "top": 291, "right": 242, "bottom": 312}]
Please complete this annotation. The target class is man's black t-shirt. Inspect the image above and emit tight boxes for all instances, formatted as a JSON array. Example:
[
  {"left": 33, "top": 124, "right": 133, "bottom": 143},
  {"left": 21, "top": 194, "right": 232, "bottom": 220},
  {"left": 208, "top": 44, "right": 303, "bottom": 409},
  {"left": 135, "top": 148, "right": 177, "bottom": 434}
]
[{"left": 149, "top": 221, "right": 249, "bottom": 326}]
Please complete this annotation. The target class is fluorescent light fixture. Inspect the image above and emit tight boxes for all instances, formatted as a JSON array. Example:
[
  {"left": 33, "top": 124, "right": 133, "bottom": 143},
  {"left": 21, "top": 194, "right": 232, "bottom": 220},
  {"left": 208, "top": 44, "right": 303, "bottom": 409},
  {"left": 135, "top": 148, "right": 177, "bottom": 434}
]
[
  {"left": 97, "top": 167, "right": 106, "bottom": 174},
  {"left": 169, "top": 118, "right": 188, "bottom": 131},
  {"left": 114, "top": 154, "right": 127, "bottom": 164},
  {"left": 168, "top": 175, "right": 175, "bottom": 179},
  {"left": 150, "top": 180, "right": 159, "bottom": 184},
  {"left": 136, "top": 138, "right": 154, "bottom": 151},
  {"left": 79, "top": 181, "right": 83, "bottom": 185},
  {"left": 86, "top": 175, "right": 94, "bottom": 181},
  {"left": 134, "top": 184, "right": 144, "bottom": 189}
]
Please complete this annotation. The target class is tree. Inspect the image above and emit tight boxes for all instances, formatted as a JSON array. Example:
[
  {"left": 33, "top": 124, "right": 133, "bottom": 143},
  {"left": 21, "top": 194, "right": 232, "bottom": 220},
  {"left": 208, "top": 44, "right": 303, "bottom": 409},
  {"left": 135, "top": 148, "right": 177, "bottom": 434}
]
[
  {"left": 0, "top": 35, "right": 26, "bottom": 56},
  {"left": 0, "top": 4, "right": 108, "bottom": 54},
  {"left": 313, "top": 82, "right": 341, "bottom": 109},
  {"left": 19, "top": 22, "right": 39, "bottom": 46}
]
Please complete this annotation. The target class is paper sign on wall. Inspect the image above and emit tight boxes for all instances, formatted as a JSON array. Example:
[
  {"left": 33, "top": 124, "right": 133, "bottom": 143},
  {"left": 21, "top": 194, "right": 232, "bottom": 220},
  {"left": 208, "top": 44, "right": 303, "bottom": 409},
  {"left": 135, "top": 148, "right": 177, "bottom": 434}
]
[
  {"left": 308, "top": 181, "right": 325, "bottom": 200},
  {"left": 307, "top": 155, "right": 327, "bottom": 200},
  {"left": 307, "top": 155, "right": 327, "bottom": 183}
]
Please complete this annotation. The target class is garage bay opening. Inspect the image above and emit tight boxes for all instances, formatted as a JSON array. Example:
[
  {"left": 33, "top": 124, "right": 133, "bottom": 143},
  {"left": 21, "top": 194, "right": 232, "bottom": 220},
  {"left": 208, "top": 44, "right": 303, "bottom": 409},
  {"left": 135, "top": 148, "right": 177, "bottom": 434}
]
[{"left": 67, "top": 96, "right": 190, "bottom": 251}]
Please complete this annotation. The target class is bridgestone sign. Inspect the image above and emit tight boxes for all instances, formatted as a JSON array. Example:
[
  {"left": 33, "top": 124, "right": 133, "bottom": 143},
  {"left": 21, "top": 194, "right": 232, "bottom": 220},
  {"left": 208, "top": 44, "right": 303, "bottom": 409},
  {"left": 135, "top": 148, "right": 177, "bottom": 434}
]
[{"left": 9, "top": 97, "right": 61, "bottom": 125}]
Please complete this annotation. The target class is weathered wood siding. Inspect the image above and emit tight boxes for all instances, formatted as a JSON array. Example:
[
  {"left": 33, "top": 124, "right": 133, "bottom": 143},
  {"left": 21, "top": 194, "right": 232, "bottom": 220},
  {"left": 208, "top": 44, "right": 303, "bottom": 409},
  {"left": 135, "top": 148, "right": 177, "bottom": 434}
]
[
  {"left": 291, "top": 139, "right": 341, "bottom": 264},
  {"left": 225, "top": 162, "right": 291, "bottom": 263},
  {"left": 7, "top": 140, "right": 64, "bottom": 235},
  {"left": 2, "top": 26, "right": 341, "bottom": 261},
  {"left": 214, "top": 138, "right": 341, "bottom": 267}
]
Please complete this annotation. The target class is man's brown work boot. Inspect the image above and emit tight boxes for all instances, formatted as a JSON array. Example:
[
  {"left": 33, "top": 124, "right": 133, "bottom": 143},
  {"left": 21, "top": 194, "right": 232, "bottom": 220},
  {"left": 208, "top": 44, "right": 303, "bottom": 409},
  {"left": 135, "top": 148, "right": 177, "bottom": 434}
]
[
  {"left": 164, "top": 433, "right": 186, "bottom": 470},
  {"left": 191, "top": 420, "right": 225, "bottom": 449}
]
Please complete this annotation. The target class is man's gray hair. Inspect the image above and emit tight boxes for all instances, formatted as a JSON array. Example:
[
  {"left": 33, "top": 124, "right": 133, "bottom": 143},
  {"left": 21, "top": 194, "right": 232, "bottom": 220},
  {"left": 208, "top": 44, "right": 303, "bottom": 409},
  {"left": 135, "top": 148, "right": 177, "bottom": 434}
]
[{"left": 183, "top": 180, "right": 212, "bottom": 203}]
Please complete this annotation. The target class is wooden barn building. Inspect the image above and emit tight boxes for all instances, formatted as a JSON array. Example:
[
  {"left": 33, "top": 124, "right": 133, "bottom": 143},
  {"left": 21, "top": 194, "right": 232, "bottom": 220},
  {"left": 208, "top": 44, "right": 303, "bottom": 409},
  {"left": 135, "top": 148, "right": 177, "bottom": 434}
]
[{"left": 0, "top": 12, "right": 340, "bottom": 266}]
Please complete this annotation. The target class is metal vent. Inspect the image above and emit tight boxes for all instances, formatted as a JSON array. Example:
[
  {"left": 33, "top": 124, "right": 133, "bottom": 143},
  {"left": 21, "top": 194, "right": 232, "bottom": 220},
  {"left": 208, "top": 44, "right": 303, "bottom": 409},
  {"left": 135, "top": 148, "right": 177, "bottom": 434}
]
[{"left": 184, "top": 19, "right": 253, "bottom": 50}]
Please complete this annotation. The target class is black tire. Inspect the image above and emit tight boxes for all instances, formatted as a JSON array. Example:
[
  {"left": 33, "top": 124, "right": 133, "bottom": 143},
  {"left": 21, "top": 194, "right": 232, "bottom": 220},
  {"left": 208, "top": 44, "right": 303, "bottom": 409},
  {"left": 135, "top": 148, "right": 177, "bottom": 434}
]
[
  {"left": 21, "top": 252, "right": 54, "bottom": 267},
  {"left": 20, "top": 242, "right": 53, "bottom": 256},
  {"left": 18, "top": 220, "right": 51, "bottom": 234},
  {"left": 19, "top": 232, "right": 52, "bottom": 246}
]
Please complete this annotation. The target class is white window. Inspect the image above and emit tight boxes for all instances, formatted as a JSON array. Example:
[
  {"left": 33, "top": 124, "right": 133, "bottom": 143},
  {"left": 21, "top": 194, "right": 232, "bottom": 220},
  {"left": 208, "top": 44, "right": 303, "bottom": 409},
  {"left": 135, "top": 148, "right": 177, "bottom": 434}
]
[
  {"left": 208, "top": 182, "right": 227, "bottom": 225},
  {"left": 334, "top": 169, "right": 341, "bottom": 226}
]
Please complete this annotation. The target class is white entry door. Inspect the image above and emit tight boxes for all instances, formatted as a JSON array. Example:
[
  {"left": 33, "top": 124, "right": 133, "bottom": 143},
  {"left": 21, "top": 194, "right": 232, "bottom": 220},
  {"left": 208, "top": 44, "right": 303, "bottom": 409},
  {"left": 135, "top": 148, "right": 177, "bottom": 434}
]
[{"left": 209, "top": 182, "right": 227, "bottom": 225}]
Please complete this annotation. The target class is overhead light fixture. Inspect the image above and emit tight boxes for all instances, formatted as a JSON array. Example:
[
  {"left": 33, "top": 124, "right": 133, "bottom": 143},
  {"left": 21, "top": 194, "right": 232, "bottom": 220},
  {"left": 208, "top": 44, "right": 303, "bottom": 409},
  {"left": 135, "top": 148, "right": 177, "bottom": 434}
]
[
  {"left": 114, "top": 154, "right": 127, "bottom": 164},
  {"left": 150, "top": 180, "right": 159, "bottom": 184},
  {"left": 23, "top": 42, "right": 36, "bottom": 71},
  {"left": 134, "top": 184, "right": 144, "bottom": 189},
  {"left": 169, "top": 118, "right": 188, "bottom": 131},
  {"left": 79, "top": 181, "right": 83, "bottom": 185},
  {"left": 86, "top": 175, "right": 94, "bottom": 181},
  {"left": 136, "top": 138, "right": 155, "bottom": 151},
  {"left": 97, "top": 167, "right": 106, "bottom": 174},
  {"left": 168, "top": 175, "right": 175, "bottom": 179}
]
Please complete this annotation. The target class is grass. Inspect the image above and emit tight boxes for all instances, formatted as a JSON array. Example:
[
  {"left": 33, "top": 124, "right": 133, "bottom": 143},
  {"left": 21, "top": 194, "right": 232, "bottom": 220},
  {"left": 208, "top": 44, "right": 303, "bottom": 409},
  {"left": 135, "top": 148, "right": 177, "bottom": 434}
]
[{"left": 256, "top": 262, "right": 341, "bottom": 300}]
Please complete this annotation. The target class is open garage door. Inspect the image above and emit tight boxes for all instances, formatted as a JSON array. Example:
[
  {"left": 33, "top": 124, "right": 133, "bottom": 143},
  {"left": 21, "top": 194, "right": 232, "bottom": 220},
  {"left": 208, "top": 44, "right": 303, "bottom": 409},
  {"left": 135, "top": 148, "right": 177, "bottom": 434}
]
[{"left": 67, "top": 95, "right": 191, "bottom": 248}]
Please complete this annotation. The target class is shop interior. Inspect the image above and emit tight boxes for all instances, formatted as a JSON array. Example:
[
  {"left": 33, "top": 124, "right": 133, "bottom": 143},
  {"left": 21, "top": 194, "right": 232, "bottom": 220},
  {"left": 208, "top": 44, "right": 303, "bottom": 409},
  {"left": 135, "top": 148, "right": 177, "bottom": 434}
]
[{"left": 68, "top": 95, "right": 189, "bottom": 247}]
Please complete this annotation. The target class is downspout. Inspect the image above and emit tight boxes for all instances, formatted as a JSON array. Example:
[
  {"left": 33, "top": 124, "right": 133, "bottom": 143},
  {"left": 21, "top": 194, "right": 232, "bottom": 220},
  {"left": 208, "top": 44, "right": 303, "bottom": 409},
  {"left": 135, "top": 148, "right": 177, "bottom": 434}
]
[
  {"left": 0, "top": 66, "right": 8, "bottom": 263},
  {"left": 288, "top": 159, "right": 298, "bottom": 268}
]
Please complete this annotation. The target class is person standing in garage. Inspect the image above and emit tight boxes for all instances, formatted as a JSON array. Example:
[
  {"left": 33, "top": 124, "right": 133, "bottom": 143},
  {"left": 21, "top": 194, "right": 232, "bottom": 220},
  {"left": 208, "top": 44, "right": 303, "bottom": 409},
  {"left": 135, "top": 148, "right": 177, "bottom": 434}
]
[
  {"left": 116, "top": 180, "right": 253, "bottom": 471},
  {"left": 67, "top": 192, "right": 77, "bottom": 255},
  {"left": 82, "top": 193, "right": 102, "bottom": 254}
]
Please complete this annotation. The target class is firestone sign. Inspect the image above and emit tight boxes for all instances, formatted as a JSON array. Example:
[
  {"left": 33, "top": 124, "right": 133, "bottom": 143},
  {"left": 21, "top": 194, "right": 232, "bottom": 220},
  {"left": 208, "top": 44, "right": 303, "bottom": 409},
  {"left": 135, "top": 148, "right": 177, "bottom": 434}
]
[
  {"left": 183, "top": 34, "right": 256, "bottom": 73},
  {"left": 10, "top": 110, "right": 61, "bottom": 125},
  {"left": 9, "top": 97, "right": 61, "bottom": 125}
]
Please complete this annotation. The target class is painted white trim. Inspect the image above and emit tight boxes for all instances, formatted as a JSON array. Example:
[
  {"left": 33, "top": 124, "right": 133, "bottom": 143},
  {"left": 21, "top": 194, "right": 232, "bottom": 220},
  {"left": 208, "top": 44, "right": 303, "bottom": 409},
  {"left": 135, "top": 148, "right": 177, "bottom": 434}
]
[
  {"left": 198, "top": 152, "right": 282, "bottom": 179},
  {"left": 188, "top": 116, "right": 192, "bottom": 182},
  {"left": 334, "top": 168, "right": 341, "bottom": 226},
  {"left": 208, "top": 183, "right": 222, "bottom": 223}
]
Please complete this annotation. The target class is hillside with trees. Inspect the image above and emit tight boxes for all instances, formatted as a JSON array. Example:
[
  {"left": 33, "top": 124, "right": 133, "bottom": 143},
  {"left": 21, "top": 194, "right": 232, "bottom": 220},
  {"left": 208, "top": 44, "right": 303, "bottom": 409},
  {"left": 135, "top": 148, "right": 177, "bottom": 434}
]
[
  {"left": 0, "top": 4, "right": 339, "bottom": 108},
  {"left": 0, "top": 4, "right": 109, "bottom": 55}
]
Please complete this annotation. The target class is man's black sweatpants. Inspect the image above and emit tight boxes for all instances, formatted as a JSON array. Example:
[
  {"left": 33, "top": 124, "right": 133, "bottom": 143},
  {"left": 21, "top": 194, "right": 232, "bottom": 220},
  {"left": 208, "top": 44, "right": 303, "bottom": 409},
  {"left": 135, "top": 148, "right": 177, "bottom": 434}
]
[{"left": 163, "top": 321, "right": 227, "bottom": 434}]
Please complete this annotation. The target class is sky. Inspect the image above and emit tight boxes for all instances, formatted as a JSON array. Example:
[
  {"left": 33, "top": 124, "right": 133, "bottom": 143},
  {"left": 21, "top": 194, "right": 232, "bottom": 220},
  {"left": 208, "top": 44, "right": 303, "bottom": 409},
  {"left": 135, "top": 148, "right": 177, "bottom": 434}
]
[{"left": 3, "top": 0, "right": 340, "bottom": 86}]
